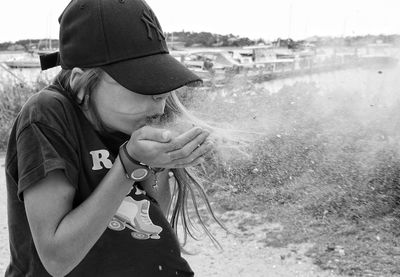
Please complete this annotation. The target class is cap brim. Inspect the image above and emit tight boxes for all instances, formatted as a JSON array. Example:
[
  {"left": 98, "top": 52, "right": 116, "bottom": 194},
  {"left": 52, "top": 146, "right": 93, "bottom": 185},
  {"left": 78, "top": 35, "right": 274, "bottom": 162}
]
[{"left": 101, "top": 53, "right": 202, "bottom": 95}]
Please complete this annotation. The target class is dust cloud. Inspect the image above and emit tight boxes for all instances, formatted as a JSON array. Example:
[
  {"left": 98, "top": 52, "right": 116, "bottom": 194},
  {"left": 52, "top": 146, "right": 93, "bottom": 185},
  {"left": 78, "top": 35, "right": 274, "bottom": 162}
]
[{"left": 168, "top": 58, "right": 400, "bottom": 168}]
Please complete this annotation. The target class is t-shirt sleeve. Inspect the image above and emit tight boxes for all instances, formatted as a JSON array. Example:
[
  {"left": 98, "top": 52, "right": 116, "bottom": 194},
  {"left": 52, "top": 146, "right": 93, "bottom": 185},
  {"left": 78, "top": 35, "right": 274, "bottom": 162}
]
[{"left": 16, "top": 122, "right": 79, "bottom": 201}]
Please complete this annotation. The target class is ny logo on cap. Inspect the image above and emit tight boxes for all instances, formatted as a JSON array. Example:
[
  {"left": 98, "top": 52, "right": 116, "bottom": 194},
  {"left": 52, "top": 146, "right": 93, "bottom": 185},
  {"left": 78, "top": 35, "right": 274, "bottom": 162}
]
[{"left": 141, "top": 9, "right": 165, "bottom": 41}]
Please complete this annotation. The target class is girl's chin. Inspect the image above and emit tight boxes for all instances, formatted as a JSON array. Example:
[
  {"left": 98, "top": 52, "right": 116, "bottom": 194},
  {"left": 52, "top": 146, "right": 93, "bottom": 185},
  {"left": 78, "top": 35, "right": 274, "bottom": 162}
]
[{"left": 126, "top": 123, "right": 146, "bottom": 134}]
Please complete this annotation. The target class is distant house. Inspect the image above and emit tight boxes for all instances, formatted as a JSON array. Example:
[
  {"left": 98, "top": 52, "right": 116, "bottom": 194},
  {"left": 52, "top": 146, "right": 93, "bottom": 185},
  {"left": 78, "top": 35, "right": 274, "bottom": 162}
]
[
  {"left": 189, "top": 43, "right": 204, "bottom": 48},
  {"left": 212, "top": 41, "right": 224, "bottom": 47},
  {"left": 7, "top": 44, "right": 25, "bottom": 51},
  {"left": 167, "top": 41, "right": 185, "bottom": 50}
]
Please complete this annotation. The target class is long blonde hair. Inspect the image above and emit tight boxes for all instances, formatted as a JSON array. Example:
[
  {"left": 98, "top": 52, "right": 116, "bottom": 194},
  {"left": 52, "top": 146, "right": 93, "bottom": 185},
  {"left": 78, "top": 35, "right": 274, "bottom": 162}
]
[{"left": 163, "top": 93, "right": 232, "bottom": 248}]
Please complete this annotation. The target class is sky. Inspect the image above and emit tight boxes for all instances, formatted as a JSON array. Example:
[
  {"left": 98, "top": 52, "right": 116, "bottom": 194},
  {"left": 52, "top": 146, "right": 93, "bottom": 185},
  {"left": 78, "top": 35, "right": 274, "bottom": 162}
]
[{"left": 0, "top": 0, "right": 399, "bottom": 43}]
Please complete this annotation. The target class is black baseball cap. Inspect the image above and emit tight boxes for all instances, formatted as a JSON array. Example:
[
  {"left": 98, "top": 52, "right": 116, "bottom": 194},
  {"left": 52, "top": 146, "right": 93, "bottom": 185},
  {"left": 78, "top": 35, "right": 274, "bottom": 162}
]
[{"left": 40, "top": 0, "right": 202, "bottom": 95}]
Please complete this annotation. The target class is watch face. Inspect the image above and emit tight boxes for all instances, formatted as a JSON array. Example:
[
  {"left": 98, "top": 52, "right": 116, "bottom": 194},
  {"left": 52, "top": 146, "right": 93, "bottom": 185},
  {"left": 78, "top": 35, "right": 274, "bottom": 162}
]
[{"left": 130, "top": 168, "right": 149, "bottom": 180}]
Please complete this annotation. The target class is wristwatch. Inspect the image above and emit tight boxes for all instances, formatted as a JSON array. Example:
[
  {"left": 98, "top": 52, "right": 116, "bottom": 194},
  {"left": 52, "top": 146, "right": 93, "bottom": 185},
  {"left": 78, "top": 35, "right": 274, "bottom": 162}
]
[{"left": 118, "top": 141, "right": 150, "bottom": 181}]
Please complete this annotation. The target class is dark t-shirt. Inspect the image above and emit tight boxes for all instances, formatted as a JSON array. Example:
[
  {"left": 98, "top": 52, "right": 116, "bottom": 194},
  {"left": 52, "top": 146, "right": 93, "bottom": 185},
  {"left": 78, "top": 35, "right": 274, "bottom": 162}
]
[{"left": 5, "top": 85, "right": 194, "bottom": 277}]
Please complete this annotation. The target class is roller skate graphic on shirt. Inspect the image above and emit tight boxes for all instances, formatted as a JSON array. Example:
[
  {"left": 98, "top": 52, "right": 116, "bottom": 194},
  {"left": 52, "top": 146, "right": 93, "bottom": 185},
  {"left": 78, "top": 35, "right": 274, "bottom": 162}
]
[{"left": 108, "top": 197, "right": 163, "bottom": 240}]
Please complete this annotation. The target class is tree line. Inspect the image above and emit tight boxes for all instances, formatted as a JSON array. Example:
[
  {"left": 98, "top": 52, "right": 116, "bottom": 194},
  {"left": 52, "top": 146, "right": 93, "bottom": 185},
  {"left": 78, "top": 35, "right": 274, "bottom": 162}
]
[{"left": 1, "top": 33, "right": 399, "bottom": 51}]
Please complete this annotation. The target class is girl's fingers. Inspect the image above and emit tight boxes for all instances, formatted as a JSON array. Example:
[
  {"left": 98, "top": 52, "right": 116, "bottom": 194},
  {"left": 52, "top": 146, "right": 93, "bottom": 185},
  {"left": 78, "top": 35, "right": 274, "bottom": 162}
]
[
  {"left": 154, "top": 142, "right": 212, "bottom": 169},
  {"left": 166, "top": 127, "right": 205, "bottom": 152},
  {"left": 174, "top": 156, "right": 205, "bottom": 168},
  {"left": 133, "top": 127, "right": 213, "bottom": 168},
  {"left": 167, "top": 131, "right": 210, "bottom": 161},
  {"left": 171, "top": 142, "right": 213, "bottom": 167}
]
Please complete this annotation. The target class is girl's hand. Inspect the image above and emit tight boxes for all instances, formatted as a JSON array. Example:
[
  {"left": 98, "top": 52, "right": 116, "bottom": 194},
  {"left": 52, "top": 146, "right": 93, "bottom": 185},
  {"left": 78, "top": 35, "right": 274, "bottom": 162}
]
[{"left": 126, "top": 126, "right": 212, "bottom": 168}]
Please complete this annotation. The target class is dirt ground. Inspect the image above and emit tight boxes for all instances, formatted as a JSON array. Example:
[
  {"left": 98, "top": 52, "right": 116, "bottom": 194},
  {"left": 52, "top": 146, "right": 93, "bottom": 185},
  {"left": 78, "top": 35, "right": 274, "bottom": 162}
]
[
  {"left": 182, "top": 210, "right": 343, "bottom": 277},
  {"left": 0, "top": 154, "right": 343, "bottom": 276}
]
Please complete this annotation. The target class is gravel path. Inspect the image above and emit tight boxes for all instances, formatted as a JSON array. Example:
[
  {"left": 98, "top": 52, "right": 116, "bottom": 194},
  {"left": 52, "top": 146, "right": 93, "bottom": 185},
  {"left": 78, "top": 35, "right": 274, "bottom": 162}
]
[{"left": 0, "top": 155, "right": 343, "bottom": 276}]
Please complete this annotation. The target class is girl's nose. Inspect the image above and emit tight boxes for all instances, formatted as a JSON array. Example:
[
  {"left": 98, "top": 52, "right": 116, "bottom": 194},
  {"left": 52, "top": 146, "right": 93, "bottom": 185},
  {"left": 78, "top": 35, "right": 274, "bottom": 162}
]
[
  {"left": 153, "top": 99, "right": 166, "bottom": 115},
  {"left": 152, "top": 93, "right": 169, "bottom": 114},
  {"left": 152, "top": 93, "right": 170, "bottom": 102}
]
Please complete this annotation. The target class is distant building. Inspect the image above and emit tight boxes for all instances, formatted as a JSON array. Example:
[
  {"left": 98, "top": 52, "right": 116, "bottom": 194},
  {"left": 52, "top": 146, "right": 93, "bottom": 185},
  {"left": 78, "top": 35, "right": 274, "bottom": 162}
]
[
  {"left": 7, "top": 44, "right": 25, "bottom": 51},
  {"left": 166, "top": 41, "right": 185, "bottom": 50}
]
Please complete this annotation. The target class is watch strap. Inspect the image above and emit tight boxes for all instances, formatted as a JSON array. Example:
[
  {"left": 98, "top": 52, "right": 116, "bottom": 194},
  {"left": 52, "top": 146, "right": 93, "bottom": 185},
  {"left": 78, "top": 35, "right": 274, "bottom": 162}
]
[{"left": 119, "top": 141, "right": 150, "bottom": 181}]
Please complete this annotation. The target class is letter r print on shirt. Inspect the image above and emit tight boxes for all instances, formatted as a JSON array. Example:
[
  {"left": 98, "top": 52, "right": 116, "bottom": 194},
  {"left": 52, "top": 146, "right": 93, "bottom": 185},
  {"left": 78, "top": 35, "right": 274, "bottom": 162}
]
[{"left": 90, "top": 149, "right": 113, "bottom": 170}]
